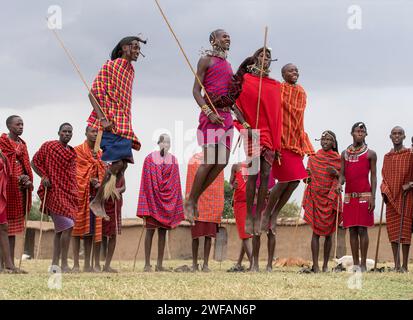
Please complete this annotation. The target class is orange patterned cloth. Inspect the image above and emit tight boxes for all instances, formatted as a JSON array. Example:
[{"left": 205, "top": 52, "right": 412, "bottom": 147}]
[
  {"left": 381, "top": 148, "right": 413, "bottom": 244},
  {"left": 280, "top": 83, "right": 314, "bottom": 157},
  {"left": 72, "top": 141, "right": 106, "bottom": 242},
  {"left": 185, "top": 153, "right": 224, "bottom": 224}
]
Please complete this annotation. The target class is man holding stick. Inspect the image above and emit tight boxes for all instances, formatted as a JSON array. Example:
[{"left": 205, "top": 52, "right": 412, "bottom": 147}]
[
  {"left": 0, "top": 115, "right": 33, "bottom": 269},
  {"left": 88, "top": 36, "right": 145, "bottom": 219},
  {"left": 381, "top": 126, "right": 413, "bottom": 272}
]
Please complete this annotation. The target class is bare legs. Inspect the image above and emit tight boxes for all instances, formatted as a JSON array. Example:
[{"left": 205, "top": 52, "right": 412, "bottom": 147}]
[
  {"left": 90, "top": 160, "right": 127, "bottom": 219},
  {"left": 72, "top": 236, "right": 102, "bottom": 272},
  {"left": 391, "top": 242, "right": 410, "bottom": 272},
  {"left": 245, "top": 158, "right": 271, "bottom": 235},
  {"left": 185, "top": 144, "right": 230, "bottom": 222},
  {"left": 310, "top": 233, "right": 332, "bottom": 273},
  {"left": 52, "top": 227, "right": 73, "bottom": 273},
  {"left": 235, "top": 239, "right": 252, "bottom": 270},
  {"left": 103, "top": 235, "right": 117, "bottom": 272},
  {"left": 349, "top": 226, "right": 369, "bottom": 272},
  {"left": 144, "top": 228, "right": 168, "bottom": 272},
  {"left": 0, "top": 224, "right": 15, "bottom": 270},
  {"left": 192, "top": 237, "right": 212, "bottom": 272}
]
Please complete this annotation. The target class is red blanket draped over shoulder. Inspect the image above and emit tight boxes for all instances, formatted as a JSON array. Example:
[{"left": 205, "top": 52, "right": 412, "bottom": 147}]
[
  {"left": 73, "top": 141, "right": 106, "bottom": 242},
  {"left": 381, "top": 148, "right": 413, "bottom": 243},
  {"left": 303, "top": 149, "right": 342, "bottom": 236},
  {"left": 87, "top": 58, "right": 141, "bottom": 150},
  {"left": 280, "top": 83, "right": 314, "bottom": 157},
  {"left": 137, "top": 151, "right": 184, "bottom": 228},
  {"left": 235, "top": 74, "right": 282, "bottom": 152},
  {"left": 32, "top": 141, "right": 78, "bottom": 219},
  {"left": 0, "top": 134, "right": 33, "bottom": 219}
]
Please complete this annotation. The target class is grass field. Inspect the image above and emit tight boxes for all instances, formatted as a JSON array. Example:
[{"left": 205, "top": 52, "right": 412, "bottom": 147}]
[{"left": 0, "top": 260, "right": 412, "bottom": 300}]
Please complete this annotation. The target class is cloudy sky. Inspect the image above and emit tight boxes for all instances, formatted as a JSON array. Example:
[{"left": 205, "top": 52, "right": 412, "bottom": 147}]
[{"left": 1, "top": 0, "right": 412, "bottom": 219}]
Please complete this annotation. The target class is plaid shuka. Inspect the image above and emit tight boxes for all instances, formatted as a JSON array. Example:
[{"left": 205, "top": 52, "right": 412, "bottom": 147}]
[
  {"left": 381, "top": 148, "right": 413, "bottom": 244},
  {"left": 185, "top": 153, "right": 224, "bottom": 224},
  {"left": 87, "top": 58, "right": 141, "bottom": 150},
  {"left": 137, "top": 151, "right": 184, "bottom": 228},
  {"left": 280, "top": 83, "right": 315, "bottom": 157},
  {"left": 303, "top": 149, "right": 342, "bottom": 236},
  {"left": 73, "top": 141, "right": 106, "bottom": 242},
  {"left": 32, "top": 141, "right": 79, "bottom": 220},
  {"left": 0, "top": 134, "right": 33, "bottom": 220}
]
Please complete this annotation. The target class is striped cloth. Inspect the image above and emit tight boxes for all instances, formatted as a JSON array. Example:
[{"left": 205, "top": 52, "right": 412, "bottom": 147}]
[
  {"left": 0, "top": 134, "right": 33, "bottom": 224},
  {"left": 303, "top": 149, "right": 342, "bottom": 236},
  {"left": 73, "top": 141, "right": 106, "bottom": 242},
  {"left": 32, "top": 141, "right": 79, "bottom": 220},
  {"left": 203, "top": 56, "right": 233, "bottom": 97},
  {"left": 87, "top": 58, "right": 141, "bottom": 150},
  {"left": 137, "top": 151, "right": 184, "bottom": 228},
  {"left": 0, "top": 155, "right": 9, "bottom": 225},
  {"left": 280, "top": 83, "right": 315, "bottom": 157},
  {"left": 381, "top": 148, "right": 413, "bottom": 243},
  {"left": 185, "top": 152, "right": 224, "bottom": 224}
]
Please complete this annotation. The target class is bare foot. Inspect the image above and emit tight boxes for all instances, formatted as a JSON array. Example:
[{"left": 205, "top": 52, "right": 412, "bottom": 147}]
[
  {"left": 312, "top": 265, "right": 320, "bottom": 273},
  {"left": 184, "top": 199, "right": 195, "bottom": 226},
  {"left": 250, "top": 264, "right": 259, "bottom": 272},
  {"left": 71, "top": 266, "right": 80, "bottom": 273},
  {"left": 93, "top": 266, "right": 102, "bottom": 273},
  {"left": 90, "top": 198, "right": 109, "bottom": 220},
  {"left": 266, "top": 265, "right": 272, "bottom": 272},
  {"left": 191, "top": 264, "right": 199, "bottom": 272},
  {"left": 143, "top": 265, "right": 152, "bottom": 272},
  {"left": 245, "top": 214, "right": 253, "bottom": 235},
  {"left": 360, "top": 264, "right": 367, "bottom": 273},
  {"left": 103, "top": 266, "right": 118, "bottom": 273},
  {"left": 155, "top": 265, "right": 172, "bottom": 272},
  {"left": 61, "top": 266, "right": 72, "bottom": 274},
  {"left": 260, "top": 212, "right": 271, "bottom": 233},
  {"left": 202, "top": 264, "right": 211, "bottom": 273},
  {"left": 322, "top": 265, "right": 329, "bottom": 273}
]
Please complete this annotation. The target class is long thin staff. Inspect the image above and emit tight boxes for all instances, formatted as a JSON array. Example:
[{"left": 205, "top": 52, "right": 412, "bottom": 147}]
[
  {"left": 47, "top": 21, "right": 107, "bottom": 153},
  {"left": 35, "top": 187, "right": 48, "bottom": 260},
  {"left": 333, "top": 195, "right": 341, "bottom": 259},
  {"left": 373, "top": 199, "right": 385, "bottom": 270},
  {"left": 133, "top": 218, "right": 146, "bottom": 272},
  {"left": 18, "top": 189, "right": 30, "bottom": 269},
  {"left": 153, "top": 0, "right": 219, "bottom": 116},
  {"left": 255, "top": 27, "right": 268, "bottom": 129}
]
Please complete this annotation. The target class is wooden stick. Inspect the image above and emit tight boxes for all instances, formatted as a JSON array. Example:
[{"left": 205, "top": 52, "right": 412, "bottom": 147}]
[
  {"left": 133, "top": 218, "right": 146, "bottom": 272},
  {"left": 232, "top": 135, "right": 242, "bottom": 155},
  {"left": 165, "top": 230, "right": 171, "bottom": 260},
  {"left": 48, "top": 23, "right": 107, "bottom": 153},
  {"left": 18, "top": 189, "right": 30, "bottom": 269},
  {"left": 153, "top": 0, "right": 219, "bottom": 116},
  {"left": 333, "top": 195, "right": 341, "bottom": 260},
  {"left": 35, "top": 187, "right": 48, "bottom": 260},
  {"left": 255, "top": 26, "right": 268, "bottom": 129},
  {"left": 373, "top": 199, "right": 385, "bottom": 270}
]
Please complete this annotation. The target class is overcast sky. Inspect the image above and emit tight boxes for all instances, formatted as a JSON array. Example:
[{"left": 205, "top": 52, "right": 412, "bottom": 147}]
[{"left": 1, "top": 0, "right": 412, "bottom": 219}]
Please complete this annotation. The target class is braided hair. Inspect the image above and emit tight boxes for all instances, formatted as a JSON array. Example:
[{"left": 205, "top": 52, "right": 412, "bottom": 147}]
[{"left": 110, "top": 36, "right": 147, "bottom": 61}]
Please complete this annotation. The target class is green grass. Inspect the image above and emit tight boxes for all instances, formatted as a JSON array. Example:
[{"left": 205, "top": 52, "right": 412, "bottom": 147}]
[{"left": 0, "top": 260, "right": 412, "bottom": 300}]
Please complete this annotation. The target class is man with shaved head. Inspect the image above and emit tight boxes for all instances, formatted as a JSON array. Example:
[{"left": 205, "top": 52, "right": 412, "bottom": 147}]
[
  {"left": 381, "top": 126, "right": 413, "bottom": 272},
  {"left": 0, "top": 115, "right": 33, "bottom": 270}
]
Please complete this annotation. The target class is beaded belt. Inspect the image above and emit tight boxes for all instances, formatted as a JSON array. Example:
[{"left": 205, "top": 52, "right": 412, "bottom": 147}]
[{"left": 344, "top": 192, "right": 371, "bottom": 203}]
